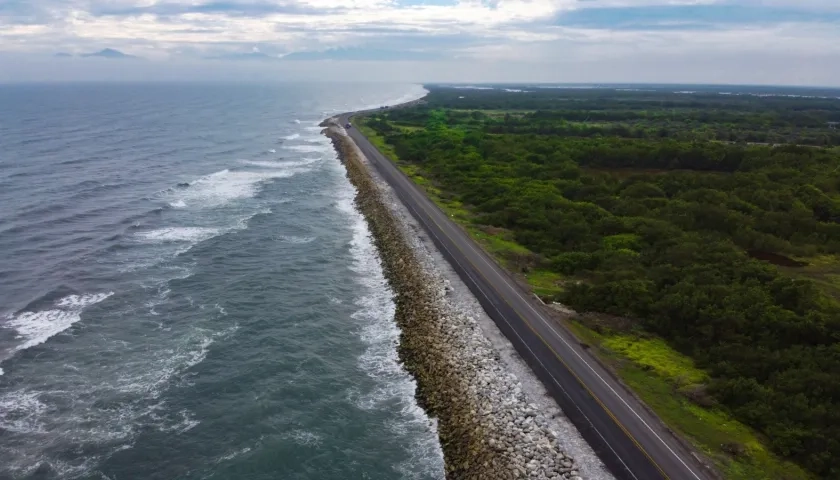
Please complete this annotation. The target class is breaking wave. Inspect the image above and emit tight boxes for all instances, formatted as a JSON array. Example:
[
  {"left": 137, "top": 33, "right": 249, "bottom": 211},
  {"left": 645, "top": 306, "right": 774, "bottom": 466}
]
[{"left": 3, "top": 292, "right": 114, "bottom": 356}]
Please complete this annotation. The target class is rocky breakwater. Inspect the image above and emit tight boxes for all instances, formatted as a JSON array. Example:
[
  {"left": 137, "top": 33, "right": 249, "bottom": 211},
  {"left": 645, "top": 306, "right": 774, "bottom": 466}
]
[{"left": 321, "top": 118, "right": 583, "bottom": 480}]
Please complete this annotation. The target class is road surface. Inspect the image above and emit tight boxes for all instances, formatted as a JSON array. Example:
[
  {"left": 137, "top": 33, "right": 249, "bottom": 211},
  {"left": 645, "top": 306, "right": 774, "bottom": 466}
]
[{"left": 337, "top": 111, "right": 716, "bottom": 480}]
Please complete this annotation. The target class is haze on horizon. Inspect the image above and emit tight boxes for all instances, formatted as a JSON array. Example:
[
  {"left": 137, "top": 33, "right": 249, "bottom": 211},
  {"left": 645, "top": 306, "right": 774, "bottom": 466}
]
[{"left": 2, "top": 0, "right": 840, "bottom": 85}]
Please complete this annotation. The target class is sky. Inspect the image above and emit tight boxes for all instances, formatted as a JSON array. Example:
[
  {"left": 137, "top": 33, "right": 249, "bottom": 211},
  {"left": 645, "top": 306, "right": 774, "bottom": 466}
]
[{"left": 2, "top": 0, "right": 840, "bottom": 84}]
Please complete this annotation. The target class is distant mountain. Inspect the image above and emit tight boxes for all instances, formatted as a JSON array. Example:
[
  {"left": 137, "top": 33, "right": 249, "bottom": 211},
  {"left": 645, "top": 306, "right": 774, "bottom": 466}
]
[
  {"left": 82, "top": 48, "right": 138, "bottom": 59},
  {"left": 54, "top": 52, "right": 73, "bottom": 58}
]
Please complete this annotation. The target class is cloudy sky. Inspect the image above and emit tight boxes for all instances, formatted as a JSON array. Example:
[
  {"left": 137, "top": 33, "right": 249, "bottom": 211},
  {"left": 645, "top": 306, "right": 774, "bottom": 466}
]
[{"left": 2, "top": 0, "right": 840, "bottom": 84}]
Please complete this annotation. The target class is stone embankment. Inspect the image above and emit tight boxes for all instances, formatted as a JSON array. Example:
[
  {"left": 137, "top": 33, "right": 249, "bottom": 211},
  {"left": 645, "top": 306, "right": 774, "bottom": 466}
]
[{"left": 322, "top": 118, "right": 584, "bottom": 480}]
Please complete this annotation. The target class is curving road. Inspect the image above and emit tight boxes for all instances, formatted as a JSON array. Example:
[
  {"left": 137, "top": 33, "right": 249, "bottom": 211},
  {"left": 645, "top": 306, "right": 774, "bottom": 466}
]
[{"left": 337, "top": 110, "right": 716, "bottom": 480}]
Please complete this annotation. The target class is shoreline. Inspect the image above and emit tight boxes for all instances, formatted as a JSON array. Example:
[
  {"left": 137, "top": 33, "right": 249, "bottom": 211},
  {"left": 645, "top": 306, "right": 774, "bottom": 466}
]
[{"left": 322, "top": 117, "right": 611, "bottom": 480}]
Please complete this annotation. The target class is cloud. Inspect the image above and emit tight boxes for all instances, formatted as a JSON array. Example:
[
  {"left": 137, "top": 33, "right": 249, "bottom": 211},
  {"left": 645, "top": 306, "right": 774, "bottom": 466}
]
[
  {"left": 282, "top": 46, "right": 444, "bottom": 61},
  {"left": 555, "top": 4, "right": 840, "bottom": 30},
  {"left": 90, "top": 1, "right": 332, "bottom": 18},
  {"left": 0, "top": 0, "right": 838, "bottom": 84}
]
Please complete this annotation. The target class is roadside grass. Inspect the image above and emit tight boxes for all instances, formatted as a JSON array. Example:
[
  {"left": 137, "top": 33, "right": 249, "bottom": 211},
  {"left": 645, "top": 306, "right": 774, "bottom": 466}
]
[
  {"left": 523, "top": 269, "right": 565, "bottom": 299},
  {"left": 566, "top": 321, "right": 814, "bottom": 480},
  {"left": 356, "top": 119, "right": 399, "bottom": 160}
]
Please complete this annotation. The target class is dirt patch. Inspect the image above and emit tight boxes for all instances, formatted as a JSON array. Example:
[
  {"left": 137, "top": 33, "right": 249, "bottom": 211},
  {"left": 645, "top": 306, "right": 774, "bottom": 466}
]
[
  {"left": 576, "top": 312, "right": 638, "bottom": 334},
  {"left": 747, "top": 250, "right": 808, "bottom": 268}
]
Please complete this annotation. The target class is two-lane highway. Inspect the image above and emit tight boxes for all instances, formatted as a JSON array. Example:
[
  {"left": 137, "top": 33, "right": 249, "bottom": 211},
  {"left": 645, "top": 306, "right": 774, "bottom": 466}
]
[{"left": 337, "top": 111, "right": 716, "bottom": 480}]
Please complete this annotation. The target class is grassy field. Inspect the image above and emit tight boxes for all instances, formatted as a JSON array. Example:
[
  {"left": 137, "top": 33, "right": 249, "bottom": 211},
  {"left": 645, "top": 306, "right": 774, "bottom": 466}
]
[
  {"left": 354, "top": 115, "right": 813, "bottom": 480},
  {"left": 567, "top": 322, "right": 813, "bottom": 480}
]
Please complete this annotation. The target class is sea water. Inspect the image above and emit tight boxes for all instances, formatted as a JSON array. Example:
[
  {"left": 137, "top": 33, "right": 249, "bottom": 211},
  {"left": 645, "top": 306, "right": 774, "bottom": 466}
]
[{"left": 0, "top": 82, "right": 442, "bottom": 479}]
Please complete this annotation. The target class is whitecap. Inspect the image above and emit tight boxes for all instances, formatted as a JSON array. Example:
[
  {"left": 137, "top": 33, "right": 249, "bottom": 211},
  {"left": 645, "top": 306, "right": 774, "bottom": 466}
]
[
  {"left": 164, "top": 168, "right": 307, "bottom": 208},
  {"left": 282, "top": 133, "right": 300, "bottom": 140},
  {"left": 217, "top": 446, "right": 252, "bottom": 463},
  {"left": 268, "top": 148, "right": 276, "bottom": 153},
  {"left": 276, "top": 235, "right": 316, "bottom": 244},
  {"left": 169, "top": 199, "right": 187, "bottom": 208},
  {"left": 293, "top": 119, "right": 301, "bottom": 124},
  {"left": 282, "top": 144, "right": 331, "bottom": 153},
  {"left": 136, "top": 227, "right": 220, "bottom": 244},
  {"left": 240, "top": 157, "right": 319, "bottom": 169},
  {"left": 4, "top": 292, "right": 114, "bottom": 354}
]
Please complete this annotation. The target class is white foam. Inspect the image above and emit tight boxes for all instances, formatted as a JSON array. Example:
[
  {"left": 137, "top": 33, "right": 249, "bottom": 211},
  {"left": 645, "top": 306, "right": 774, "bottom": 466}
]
[
  {"left": 268, "top": 148, "right": 276, "bottom": 153},
  {"left": 217, "top": 446, "right": 252, "bottom": 463},
  {"left": 283, "top": 133, "right": 300, "bottom": 140},
  {"left": 277, "top": 235, "right": 316, "bottom": 244},
  {"left": 240, "top": 157, "right": 319, "bottom": 169},
  {"left": 283, "top": 429, "right": 322, "bottom": 447},
  {"left": 136, "top": 227, "right": 220, "bottom": 243},
  {"left": 115, "top": 323, "right": 238, "bottom": 398},
  {"left": 0, "top": 317, "right": 239, "bottom": 477},
  {"left": 5, "top": 292, "right": 114, "bottom": 354},
  {"left": 0, "top": 390, "right": 47, "bottom": 434},
  {"left": 156, "top": 409, "right": 199, "bottom": 433},
  {"left": 335, "top": 167, "right": 445, "bottom": 475},
  {"left": 2, "top": 381, "right": 188, "bottom": 475},
  {"left": 293, "top": 119, "right": 301, "bottom": 124},
  {"left": 169, "top": 199, "right": 187, "bottom": 208},
  {"left": 165, "top": 167, "right": 307, "bottom": 208},
  {"left": 282, "top": 144, "right": 331, "bottom": 153}
]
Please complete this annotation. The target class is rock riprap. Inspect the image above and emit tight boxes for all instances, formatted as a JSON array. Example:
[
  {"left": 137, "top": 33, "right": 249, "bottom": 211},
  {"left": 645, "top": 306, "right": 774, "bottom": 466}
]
[{"left": 322, "top": 119, "right": 583, "bottom": 480}]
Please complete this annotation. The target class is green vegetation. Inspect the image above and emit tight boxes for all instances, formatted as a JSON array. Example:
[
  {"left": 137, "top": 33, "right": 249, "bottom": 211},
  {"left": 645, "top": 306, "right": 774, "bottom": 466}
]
[
  {"left": 569, "top": 320, "right": 812, "bottom": 480},
  {"left": 360, "top": 86, "right": 840, "bottom": 479},
  {"left": 524, "top": 269, "right": 565, "bottom": 299}
]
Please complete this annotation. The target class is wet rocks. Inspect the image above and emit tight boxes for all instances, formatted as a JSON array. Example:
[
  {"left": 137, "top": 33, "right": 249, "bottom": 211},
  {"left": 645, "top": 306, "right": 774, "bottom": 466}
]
[{"left": 322, "top": 119, "right": 582, "bottom": 480}]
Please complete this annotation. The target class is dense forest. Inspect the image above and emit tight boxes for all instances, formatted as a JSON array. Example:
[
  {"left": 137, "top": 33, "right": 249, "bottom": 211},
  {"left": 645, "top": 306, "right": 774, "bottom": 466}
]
[
  {"left": 364, "top": 87, "right": 840, "bottom": 478},
  {"left": 422, "top": 87, "right": 840, "bottom": 146}
]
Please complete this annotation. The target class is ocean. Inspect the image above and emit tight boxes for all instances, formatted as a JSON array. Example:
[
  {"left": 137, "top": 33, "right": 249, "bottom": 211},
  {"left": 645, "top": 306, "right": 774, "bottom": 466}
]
[{"left": 0, "top": 82, "right": 443, "bottom": 479}]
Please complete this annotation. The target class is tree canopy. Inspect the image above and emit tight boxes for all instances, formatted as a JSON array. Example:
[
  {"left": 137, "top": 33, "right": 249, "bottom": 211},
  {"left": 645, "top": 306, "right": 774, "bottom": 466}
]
[{"left": 366, "top": 87, "right": 840, "bottom": 478}]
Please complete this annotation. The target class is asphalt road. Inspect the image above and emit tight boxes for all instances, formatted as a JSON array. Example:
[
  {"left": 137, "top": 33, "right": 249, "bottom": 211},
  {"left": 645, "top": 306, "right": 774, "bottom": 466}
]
[{"left": 338, "top": 111, "right": 716, "bottom": 480}]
